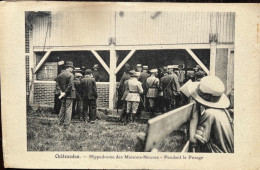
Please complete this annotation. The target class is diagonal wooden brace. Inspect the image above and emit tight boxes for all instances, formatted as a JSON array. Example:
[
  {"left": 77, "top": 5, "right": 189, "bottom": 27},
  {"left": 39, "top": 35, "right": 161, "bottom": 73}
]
[{"left": 90, "top": 50, "right": 110, "bottom": 74}]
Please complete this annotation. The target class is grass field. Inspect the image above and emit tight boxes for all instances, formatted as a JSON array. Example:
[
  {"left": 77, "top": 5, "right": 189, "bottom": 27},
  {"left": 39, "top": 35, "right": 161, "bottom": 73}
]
[{"left": 27, "top": 108, "right": 186, "bottom": 152}]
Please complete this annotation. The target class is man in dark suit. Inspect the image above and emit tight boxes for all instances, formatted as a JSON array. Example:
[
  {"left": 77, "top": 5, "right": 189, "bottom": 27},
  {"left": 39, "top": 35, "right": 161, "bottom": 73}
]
[
  {"left": 160, "top": 65, "right": 180, "bottom": 112},
  {"left": 72, "top": 72, "right": 83, "bottom": 120},
  {"left": 138, "top": 65, "right": 150, "bottom": 112},
  {"left": 80, "top": 69, "right": 98, "bottom": 123},
  {"left": 56, "top": 61, "right": 76, "bottom": 130},
  {"left": 117, "top": 63, "right": 131, "bottom": 110}
]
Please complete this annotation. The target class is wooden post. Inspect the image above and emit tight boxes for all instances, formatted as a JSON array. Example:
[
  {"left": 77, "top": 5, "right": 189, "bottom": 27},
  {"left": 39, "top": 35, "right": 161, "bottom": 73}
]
[
  {"left": 210, "top": 42, "right": 217, "bottom": 75},
  {"left": 109, "top": 45, "right": 117, "bottom": 110},
  {"left": 29, "top": 29, "right": 34, "bottom": 105},
  {"left": 210, "top": 12, "right": 217, "bottom": 75},
  {"left": 109, "top": 11, "right": 117, "bottom": 110}
]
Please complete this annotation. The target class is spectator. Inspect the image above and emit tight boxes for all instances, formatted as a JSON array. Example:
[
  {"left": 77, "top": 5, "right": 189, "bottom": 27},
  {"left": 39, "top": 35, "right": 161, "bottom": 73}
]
[
  {"left": 146, "top": 69, "right": 160, "bottom": 118},
  {"left": 159, "top": 65, "right": 180, "bottom": 112},
  {"left": 80, "top": 69, "right": 98, "bottom": 123},
  {"left": 188, "top": 76, "right": 234, "bottom": 153},
  {"left": 125, "top": 71, "right": 143, "bottom": 123},
  {"left": 56, "top": 61, "right": 76, "bottom": 130},
  {"left": 72, "top": 72, "right": 83, "bottom": 120}
]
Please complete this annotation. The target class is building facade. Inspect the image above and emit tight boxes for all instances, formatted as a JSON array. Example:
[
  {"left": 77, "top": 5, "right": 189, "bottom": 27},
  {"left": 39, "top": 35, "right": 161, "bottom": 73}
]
[{"left": 25, "top": 11, "right": 235, "bottom": 110}]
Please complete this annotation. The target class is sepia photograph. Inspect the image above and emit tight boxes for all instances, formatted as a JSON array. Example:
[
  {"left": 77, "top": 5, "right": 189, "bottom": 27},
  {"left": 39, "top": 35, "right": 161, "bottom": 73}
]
[{"left": 25, "top": 11, "right": 235, "bottom": 153}]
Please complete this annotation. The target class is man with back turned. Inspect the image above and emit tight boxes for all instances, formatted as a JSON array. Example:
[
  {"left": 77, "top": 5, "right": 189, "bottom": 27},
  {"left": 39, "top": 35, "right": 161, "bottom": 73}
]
[
  {"left": 56, "top": 61, "right": 76, "bottom": 130},
  {"left": 80, "top": 69, "right": 98, "bottom": 123}
]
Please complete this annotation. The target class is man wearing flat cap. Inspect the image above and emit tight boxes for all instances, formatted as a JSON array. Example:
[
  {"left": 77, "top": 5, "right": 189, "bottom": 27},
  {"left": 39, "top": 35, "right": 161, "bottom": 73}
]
[
  {"left": 80, "top": 69, "right": 98, "bottom": 123},
  {"left": 56, "top": 61, "right": 76, "bottom": 130}
]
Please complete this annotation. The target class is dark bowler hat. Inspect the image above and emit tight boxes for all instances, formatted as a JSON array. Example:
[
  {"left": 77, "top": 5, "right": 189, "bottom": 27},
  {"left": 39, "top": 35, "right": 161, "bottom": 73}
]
[
  {"left": 64, "top": 61, "right": 74, "bottom": 69},
  {"left": 85, "top": 69, "right": 92, "bottom": 75}
]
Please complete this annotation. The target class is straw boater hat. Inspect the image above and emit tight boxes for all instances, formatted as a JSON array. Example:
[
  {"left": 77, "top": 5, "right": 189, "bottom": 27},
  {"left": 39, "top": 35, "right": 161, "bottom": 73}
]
[
  {"left": 74, "top": 67, "right": 82, "bottom": 73},
  {"left": 167, "top": 65, "right": 174, "bottom": 69},
  {"left": 188, "top": 76, "right": 230, "bottom": 108},
  {"left": 143, "top": 65, "right": 148, "bottom": 70},
  {"left": 75, "top": 72, "right": 83, "bottom": 78},
  {"left": 93, "top": 64, "right": 99, "bottom": 69},
  {"left": 150, "top": 68, "right": 158, "bottom": 73}
]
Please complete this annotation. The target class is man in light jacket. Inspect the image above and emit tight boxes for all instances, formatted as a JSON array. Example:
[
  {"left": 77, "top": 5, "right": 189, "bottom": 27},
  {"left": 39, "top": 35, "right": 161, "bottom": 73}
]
[{"left": 125, "top": 70, "right": 143, "bottom": 122}]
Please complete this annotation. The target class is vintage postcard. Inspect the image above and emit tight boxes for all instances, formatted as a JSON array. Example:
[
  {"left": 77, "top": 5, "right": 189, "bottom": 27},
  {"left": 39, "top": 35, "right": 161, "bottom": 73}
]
[{"left": 0, "top": 2, "right": 259, "bottom": 169}]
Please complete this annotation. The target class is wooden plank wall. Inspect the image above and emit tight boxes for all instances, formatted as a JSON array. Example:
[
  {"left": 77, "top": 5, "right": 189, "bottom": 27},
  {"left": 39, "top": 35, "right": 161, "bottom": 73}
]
[
  {"left": 32, "top": 11, "right": 111, "bottom": 47},
  {"left": 116, "top": 12, "right": 235, "bottom": 45},
  {"left": 31, "top": 12, "right": 235, "bottom": 47}
]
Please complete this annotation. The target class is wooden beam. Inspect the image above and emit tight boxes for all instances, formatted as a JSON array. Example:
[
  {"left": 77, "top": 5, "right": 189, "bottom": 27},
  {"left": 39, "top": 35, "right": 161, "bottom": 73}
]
[
  {"left": 144, "top": 103, "right": 194, "bottom": 152},
  {"left": 185, "top": 48, "right": 210, "bottom": 75},
  {"left": 115, "top": 50, "right": 136, "bottom": 74},
  {"left": 33, "top": 45, "right": 110, "bottom": 52},
  {"left": 90, "top": 50, "right": 110, "bottom": 74},
  {"left": 34, "top": 50, "right": 51, "bottom": 73},
  {"left": 33, "top": 44, "right": 233, "bottom": 52},
  {"left": 115, "top": 44, "right": 210, "bottom": 50},
  {"left": 210, "top": 42, "right": 217, "bottom": 75}
]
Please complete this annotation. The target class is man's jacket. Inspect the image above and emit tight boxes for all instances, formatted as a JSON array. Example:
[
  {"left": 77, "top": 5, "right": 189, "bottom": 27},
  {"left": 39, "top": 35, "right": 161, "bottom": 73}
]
[
  {"left": 56, "top": 70, "right": 76, "bottom": 99},
  {"left": 160, "top": 73, "right": 180, "bottom": 99},
  {"left": 80, "top": 75, "right": 98, "bottom": 100}
]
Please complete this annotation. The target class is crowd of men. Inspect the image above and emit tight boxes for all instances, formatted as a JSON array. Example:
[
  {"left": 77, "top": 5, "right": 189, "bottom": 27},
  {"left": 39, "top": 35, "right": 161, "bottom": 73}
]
[
  {"left": 117, "top": 63, "right": 206, "bottom": 123},
  {"left": 54, "top": 60, "right": 206, "bottom": 129},
  {"left": 53, "top": 60, "right": 234, "bottom": 153},
  {"left": 54, "top": 61, "right": 100, "bottom": 130}
]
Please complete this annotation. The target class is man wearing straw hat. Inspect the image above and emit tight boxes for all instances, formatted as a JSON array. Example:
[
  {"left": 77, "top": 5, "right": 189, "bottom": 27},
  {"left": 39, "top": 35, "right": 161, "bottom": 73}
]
[
  {"left": 146, "top": 68, "right": 160, "bottom": 118},
  {"left": 188, "top": 76, "right": 234, "bottom": 153},
  {"left": 125, "top": 70, "right": 143, "bottom": 122},
  {"left": 56, "top": 61, "right": 76, "bottom": 130}
]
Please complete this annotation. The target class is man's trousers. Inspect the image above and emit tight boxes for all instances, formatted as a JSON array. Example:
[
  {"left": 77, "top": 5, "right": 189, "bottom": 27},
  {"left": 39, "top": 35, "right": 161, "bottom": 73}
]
[
  {"left": 59, "top": 98, "right": 73, "bottom": 126},
  {"left": 83, "top": 99, "right": 97, "bottom": 121}
]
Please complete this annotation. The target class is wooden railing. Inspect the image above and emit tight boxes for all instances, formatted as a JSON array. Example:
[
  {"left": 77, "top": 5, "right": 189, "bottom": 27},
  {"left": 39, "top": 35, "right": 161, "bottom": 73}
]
[{"left": 135, "top": 102, "right": 195, "bottom": 152}]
